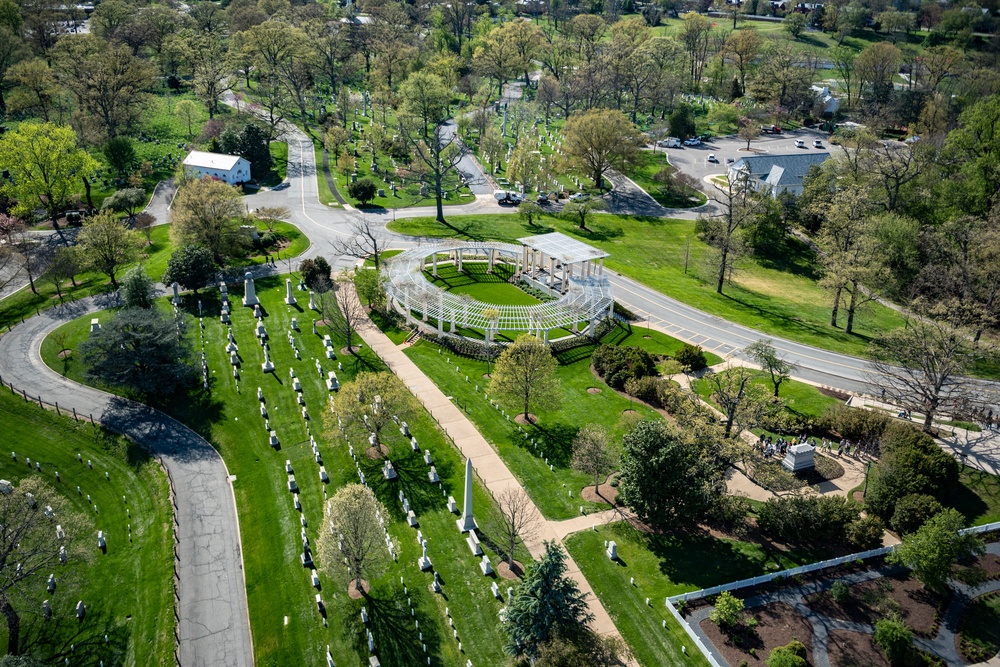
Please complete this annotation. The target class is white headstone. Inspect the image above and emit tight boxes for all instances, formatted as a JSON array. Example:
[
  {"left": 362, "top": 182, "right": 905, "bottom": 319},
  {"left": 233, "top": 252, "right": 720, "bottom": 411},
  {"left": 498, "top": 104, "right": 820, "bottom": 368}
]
[
  {"left": 243, "top": 272, "right": 259, "bottom": 306},
  {"left": 285, "top": 278, "right": 297, "bottom": 305}
]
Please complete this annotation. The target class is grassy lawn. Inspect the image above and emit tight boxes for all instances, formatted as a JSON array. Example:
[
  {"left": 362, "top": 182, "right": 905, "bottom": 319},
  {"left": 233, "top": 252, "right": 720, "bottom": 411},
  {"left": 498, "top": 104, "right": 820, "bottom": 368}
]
[
  {"left": 626, "top": 150, "right": 707, "bottom": 208},
  {"left": 952, "top": 466, "right": 1000, "bottom": 527},
  {"left": 259, "top": 141, "right": 288, "bottom": 187},
  {"left": 387, "top": 213, "right": 911, "bottom": 360},
  {"left": 0, "top": 220, "right": 308, "bottom": 332},
  {"left": 315, "top": 146, "right": 342, "bottom": 207},
  {"left": 41, "top": 279, "right": 512, "bottom": 667},
  {"left": 429, "top": 263, "right": 540, "bottom": 306},
  {"left": 401, "top": 325, "right": 715, "bottom": 521},
  {"left": 692, "top": 369, "right": 842, "bottom": 422},
  {"left": 565, "top": 521, "right": 834, "bottom": 667},
  {"left": 960, "top": 593, "right": 1000, "bottom": 662},
  {"left": 0, "top": 389, "right": 174, "bottom": 664}
]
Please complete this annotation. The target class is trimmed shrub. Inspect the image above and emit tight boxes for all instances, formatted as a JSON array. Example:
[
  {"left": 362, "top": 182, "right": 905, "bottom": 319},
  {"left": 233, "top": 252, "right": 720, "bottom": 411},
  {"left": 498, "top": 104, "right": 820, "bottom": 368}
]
[
  {"left": 891, "top": 493, "right": 944, "bottom": 535},
  {"left": 674, "top": 343, "right": 708, "bottom": 371},
  {"left": 767, "top": 640, "right": 807, "bottom": 667},
  {"left": 624, "top": 376, "right": 662, "bottom": 406},
  {"left": 757, "top": 495, "right": 862, "bottom": 543},
  {"left": 347, "top": 177, "right": 377, "bottom": 205},
  {"left": 819, "top": 404, "right": 890, "bottom": 443},
  {"left": 830, "top": 581, "right": 850, "bottom": 604},
  {"left": 591, "top": 345, "right": 657, "bottom": 390},
  {"left": 874, "top": 618, "right": 913, "bottom": 666},
  {"left": 709, "top": 591, "right": 744, "bottom": 628},
  {"left": 847, "top": 515, "right": 886, "bottom": 550}
]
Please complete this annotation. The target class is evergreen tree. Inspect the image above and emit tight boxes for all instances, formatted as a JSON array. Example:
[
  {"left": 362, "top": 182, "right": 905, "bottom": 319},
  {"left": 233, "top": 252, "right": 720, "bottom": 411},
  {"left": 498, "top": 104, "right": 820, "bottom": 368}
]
[{"left": 502, "top": 542, "right": 593, "bottom": 659}]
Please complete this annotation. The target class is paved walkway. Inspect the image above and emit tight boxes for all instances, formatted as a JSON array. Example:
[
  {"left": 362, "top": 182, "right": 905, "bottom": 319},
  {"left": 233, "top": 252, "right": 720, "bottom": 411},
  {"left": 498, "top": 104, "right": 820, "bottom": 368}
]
[
  {"left": 687, "top": 542, "right": 1000, "bottom": 667},
  {"left": 0, "top": 297, "right": 254, "bottom": 667},
  {"left": 353, "top": 304, "right": 630, "bottom": 647}
]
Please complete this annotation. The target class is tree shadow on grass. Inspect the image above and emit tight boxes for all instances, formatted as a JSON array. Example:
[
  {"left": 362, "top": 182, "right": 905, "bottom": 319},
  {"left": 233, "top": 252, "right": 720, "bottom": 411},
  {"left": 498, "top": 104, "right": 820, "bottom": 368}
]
[
  {"left": 20, "top": 607, "right": 130, "bottom": 666},
  {"left": 361, "top": 442, "right": 455, "bottom": 519},
  {"left": 949, "top": 474, "right": 990, "bottom": 526},
  {"left": 345, "top": 585, "right": 446, "bottom": 667},
  {"left": 718, "top": 289, "right": 873, "bottom": 345},
  {"left": 753, "top": 235, "right": 822, "bottom": 281},
  {"left": 525, "top": 422, "right": 578, "bottom": 467}
]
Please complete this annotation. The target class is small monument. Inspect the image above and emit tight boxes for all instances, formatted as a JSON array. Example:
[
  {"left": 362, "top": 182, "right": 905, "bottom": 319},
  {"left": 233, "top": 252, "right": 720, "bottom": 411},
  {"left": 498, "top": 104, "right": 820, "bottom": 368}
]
[
  {"left": 418, "top": 541, "right": 432, "bottom": 571},
  {"left": 285, "top": 278, "right": 297, "bottom": 305},
  {"left": 172, "top": 282, "right": 181, "bottom": 305},
  {"left": 782, "top": 443, "right": 816, "bottom": 472},
  {"left": 383, "top": 460, "right": 397, "bottom": 480},
  {"left": 242, "top": 271, "right": 259, "bottom": 307},
  {"left": 456, "top": 458, "right": 477, "bottom": 533},
  {"left": 606, "top": 541, "right": 618, "bottom": 561},
  {"left": 309, "top": 291, "right": 316, "bottom": 310},
  {"left": 261, "top": 349, "right": 275, "bottom": 373},
  {"left": 90, "top": 318, "right": 100, "bottom": 333}
]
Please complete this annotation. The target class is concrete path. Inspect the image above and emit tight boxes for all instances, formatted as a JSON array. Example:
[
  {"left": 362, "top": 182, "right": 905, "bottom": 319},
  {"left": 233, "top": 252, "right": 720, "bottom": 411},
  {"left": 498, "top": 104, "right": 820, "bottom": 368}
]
[
  {"left": 353, "top": 305, "right": 629, "bottom": 646},
  {"left": 0, "top": 297, "right": 254, "bottom": 667}
]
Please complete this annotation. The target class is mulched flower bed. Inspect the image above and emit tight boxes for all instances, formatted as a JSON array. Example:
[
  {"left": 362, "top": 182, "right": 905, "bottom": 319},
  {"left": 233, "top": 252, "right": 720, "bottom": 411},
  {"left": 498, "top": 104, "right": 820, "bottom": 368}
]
[
  {"left": 827, "top": 630, "right": 890, "bottom": 667},
  {"left": 699, "top": 602, "right": 814, "bottom": 666},
  {"left": 805, "top": 572, "right": 947, "bottom": 636},
  {"left": 580, "top": 474, "right": 620, "bottom": 505}
]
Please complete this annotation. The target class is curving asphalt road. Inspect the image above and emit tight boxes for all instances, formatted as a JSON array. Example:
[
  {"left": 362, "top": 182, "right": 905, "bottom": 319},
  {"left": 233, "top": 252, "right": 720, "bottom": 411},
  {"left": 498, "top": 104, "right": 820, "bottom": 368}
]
[{"left": 0, "top": 296, "right": 253, "bottom": 667}]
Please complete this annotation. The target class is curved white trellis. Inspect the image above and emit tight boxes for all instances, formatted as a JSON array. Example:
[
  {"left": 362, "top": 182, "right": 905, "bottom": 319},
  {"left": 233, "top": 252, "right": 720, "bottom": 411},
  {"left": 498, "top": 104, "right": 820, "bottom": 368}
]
[{"left": 383, "top": 240, "right": 615, "bottom": 338}]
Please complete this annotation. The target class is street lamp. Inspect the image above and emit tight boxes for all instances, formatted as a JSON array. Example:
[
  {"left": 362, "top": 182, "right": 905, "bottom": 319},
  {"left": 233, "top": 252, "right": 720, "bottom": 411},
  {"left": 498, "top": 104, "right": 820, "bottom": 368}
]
[{"left": 861, "top": 460, "right": 873, "bottom": 497}]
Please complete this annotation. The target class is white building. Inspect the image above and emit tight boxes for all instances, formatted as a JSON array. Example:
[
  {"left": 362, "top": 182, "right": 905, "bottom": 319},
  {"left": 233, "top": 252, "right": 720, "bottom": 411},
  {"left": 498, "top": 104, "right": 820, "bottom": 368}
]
[
  {"left": 182, "top": 151, "right": 252, "bottom": 185},
  {"left": 728, "top": 152, "right": 831, "bottom": 197},
  {"left": 811, "top": 85, "right": 840, "bottom": 115}
]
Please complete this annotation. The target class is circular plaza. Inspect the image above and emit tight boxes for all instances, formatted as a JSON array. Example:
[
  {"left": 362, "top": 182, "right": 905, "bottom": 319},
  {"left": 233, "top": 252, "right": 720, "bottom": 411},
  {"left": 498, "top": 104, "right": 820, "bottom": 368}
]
[{"left": 383, "top": 232, "right": 616, "bottom": 343}]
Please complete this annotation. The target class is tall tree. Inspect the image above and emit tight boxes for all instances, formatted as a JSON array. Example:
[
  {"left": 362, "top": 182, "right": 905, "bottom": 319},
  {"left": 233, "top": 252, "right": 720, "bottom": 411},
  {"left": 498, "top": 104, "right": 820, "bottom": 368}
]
[
  {"left": 120, "top": 265, "right": 155, "bottom": 309},
  {"left": 571, "top": 424, "right": 618, "bottom": 495},
  {"left": 700, "top": 172, "right": 771, "bottom": 295},
  {"left": 80, "top": 306, "right": 196, "bottom": 396},
  {"left": 162, "top": 245, "right": 216, "bottom": 295},
  {"left": 562, "top": 108, "right": 642, "bottom": 189},
  {"left": 706, "top": 364, "right": 784, "bottom": 438},
  {"left": 331, "top": 371, "right": 419, "bottom": 453},
  {"left": 322, "top": 273, "right": 368, "bottom": 354},
  {"left": 0, "top": 478, "right": 88, "bottom": 655},
  {"left": 745, "top": 340, "right": 796, "bottom": 397},
  {"left": 0, "top": 122, "right": 99, "bottom": 224},
  {"left": 489, "top": 335, "right": 560, "bottom": 423},
  {"left": 75, "top": 211, "right": 142, "bottom": 287},
  {"left": 332, "top": 217, "right": 390, "bottom": 270},
  {"left": 0, "top": 214, "right": 42, "bottom": 295},
  {"left": 101, "top": 187, "right": 146, "bottom": 222},
  {"left": 318, "top": 484, "right": 392, "bottom": 595},
  {"left": 617, "top": 419, "right": 726, "bottom": 528},
  {"left": 169, "top": 178, "right": 247, "bottom": 263},
  {"left": 488, "top": 487, "right": 538, "bottom": 570},
  {"left": 399, "top": 71, "right": 451, "bottom": 139},
  {"left": 723, "top": 29, "right": 761, "bottom": 95},
  {"left": 887, "top": 508, "right": 983, "bottom": 593},
  {"left": 401, "top": 122, "right": 466, "bottom": 224},
  {"left": 502, "top": 542, "right": 593, "bottom": 659},
  {"left": 866, "top": 313, "right": 990, "bottom": 432},
  {"left": 5, "top": 58, "right": 61, "bottom": 121}
]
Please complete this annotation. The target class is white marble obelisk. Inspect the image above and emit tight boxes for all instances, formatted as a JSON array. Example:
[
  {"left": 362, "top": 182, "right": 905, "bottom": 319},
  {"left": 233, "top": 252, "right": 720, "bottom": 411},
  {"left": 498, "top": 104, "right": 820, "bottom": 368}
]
[
  {"left": 285, "top": 278, "right": 297, "bottom": 305},
  {"left": 456, "top": 458, "right": 477, "bottom": 533}
]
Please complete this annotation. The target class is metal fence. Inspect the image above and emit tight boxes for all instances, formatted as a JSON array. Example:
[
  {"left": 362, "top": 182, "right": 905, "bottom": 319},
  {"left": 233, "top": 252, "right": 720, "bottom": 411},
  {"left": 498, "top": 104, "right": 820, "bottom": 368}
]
[{"left": 665, "top": 520, "right": 1000, "bottom": 667}]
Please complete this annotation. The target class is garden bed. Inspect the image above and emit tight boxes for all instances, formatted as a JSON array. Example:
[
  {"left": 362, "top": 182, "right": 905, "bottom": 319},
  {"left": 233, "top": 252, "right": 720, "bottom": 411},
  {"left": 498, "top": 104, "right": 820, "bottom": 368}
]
[
  {"left": 699, "top": 602, "right": 814, "bottom": 667},
  {"left": 805, "top": 572, "right": 947, "bottom": 636}
]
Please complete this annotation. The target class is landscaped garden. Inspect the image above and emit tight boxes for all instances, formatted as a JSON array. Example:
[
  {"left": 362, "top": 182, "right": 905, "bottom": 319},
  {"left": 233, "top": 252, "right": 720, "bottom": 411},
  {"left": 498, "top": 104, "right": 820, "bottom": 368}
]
[
  {"left": 0, "top": 388, "right": 175, "bottom": 664},
  {"left": 387, "top": 213, "right": 910, "bottom": 360},
  {"left": 40, "top": 278, "right": 517, "bottom": 667}
]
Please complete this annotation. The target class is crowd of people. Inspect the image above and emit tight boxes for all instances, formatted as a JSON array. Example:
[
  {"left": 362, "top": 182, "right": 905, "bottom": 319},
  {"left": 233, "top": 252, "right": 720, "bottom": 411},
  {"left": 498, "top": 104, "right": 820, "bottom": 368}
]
[{"left": 755, "top": 433, "right": 880, "bottom": 460}]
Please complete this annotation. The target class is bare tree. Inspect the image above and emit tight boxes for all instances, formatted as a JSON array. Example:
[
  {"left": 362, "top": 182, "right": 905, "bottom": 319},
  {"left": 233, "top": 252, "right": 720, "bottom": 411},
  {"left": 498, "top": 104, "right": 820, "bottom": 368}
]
[
  {"left": 333, "top": 217, "right": 391, "bottom": 270},
  {"left": 705, "top": 364, "right": 784, "bottom": 438},
  {"left": 865, "top": 312, "right": 992, "bottom": 432},
  {"left": 0, "top": 478, "right": 89, "bottom": 654},
  {"left": 252, "top": 206, "right": 290, "bottom": 234},
  {"left": 401, "top": 121, "right": 467, "bottom": 224},
  {"left": 701, "top": 173, "right": 770, "bottom": 295},
  {"left": 318, "top": 484, "right": 393, "bottom": 596},
  {"left": 0, "top": 214, "right": 43, "bottom": 295},
  {"left": 744, "top": 339, "right": 797, "bottom": 398},
  {"left": 571, "top": 424, "right": 618, "bottom": 495},
  {"left": 321, "top": 273, "right": 367, "bottom": 354},
  {"left": 489, "top": 487, "right": 537, "bottom": 570}
]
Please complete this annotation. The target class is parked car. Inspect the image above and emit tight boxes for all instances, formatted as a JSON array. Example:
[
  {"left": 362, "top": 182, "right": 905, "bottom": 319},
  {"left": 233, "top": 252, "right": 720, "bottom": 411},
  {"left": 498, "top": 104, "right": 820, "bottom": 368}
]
[
  {"left": 814, "top": 140, "right": 824, "bottom": 148},
  {"left": 726, "top": 157, "right": 735, "bottom": 164},
  {"left": 707, "top": 154, "right": 718, "bottom": 162},
  {"left": 794, "top": 139, "right": 806, "bottom": 148},
  {"left": 568, "top": 192, "right": 589, "bottom": 202},
  {"left": 536, "top": 193, "right": 550, "bottom": 204},
  {"left": 657, "top": 137, "right": 681, "bottom": 148},
  {"left": 760, "top": 124, "right": 783, "bottom": 134},
  {"left": 683, "top": 138, "right": 701, "bottom": 146}
]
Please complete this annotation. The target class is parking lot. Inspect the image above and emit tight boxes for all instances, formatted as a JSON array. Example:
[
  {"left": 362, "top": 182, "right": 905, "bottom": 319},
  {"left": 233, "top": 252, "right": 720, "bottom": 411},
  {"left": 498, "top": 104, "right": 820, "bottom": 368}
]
[{"left": 660, "top": 127, "right": 836, "bottom": 186}]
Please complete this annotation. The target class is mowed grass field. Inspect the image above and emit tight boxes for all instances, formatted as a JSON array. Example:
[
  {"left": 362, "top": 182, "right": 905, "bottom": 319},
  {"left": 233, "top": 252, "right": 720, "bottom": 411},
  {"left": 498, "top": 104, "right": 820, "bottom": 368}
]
[
  {"left": 41, "top": 278, "right": 513, "bottom": 667},
  {"left": 565, "top": 521, "right": 835, "bottom": 667},
  {"left": 401, "top": 325, "right": 718, "bottom": 521},
  {"left": 0, "top": 389, "right": 174, "bottom": 665},
  {"left": 387, "top": 213, "right": 909, "bottom": 360}
]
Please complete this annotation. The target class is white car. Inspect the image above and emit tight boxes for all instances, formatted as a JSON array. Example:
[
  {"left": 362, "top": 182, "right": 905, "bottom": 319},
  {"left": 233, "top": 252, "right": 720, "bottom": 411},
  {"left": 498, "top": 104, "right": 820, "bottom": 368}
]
[
  {"left": 568, "top": 192, "right": 589, "bottom": 202},
  {"left": 794, "top": 139, "right": 805, "bottom": 148},
  {"left": 707, "top": 154, "right": 718, "bottom": 163},
  {"left": 683, "top": 138, "right": 701, "bottom": 146},
  {"left": 814, "top": 140, "right": 824, "bottom": 148}
]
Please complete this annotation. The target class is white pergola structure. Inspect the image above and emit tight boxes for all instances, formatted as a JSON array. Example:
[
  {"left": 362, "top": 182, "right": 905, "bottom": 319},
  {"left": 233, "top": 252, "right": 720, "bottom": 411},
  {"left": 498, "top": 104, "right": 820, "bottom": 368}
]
[
  {"left": 382, "top": 238, "right": 615, "bottom": 344},
  {"left": 518, "top": 232, "right": 609, "bottom": 295}
]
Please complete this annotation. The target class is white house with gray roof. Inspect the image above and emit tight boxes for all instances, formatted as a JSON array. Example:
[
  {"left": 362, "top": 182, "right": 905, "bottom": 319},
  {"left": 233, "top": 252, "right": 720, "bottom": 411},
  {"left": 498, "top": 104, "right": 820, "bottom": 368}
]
[
  {"left": 727, "top": 152, "right": 830, "bottom": 197},
  {"left": 182, "top": 151, "right": 251, "bottom": 185}
]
